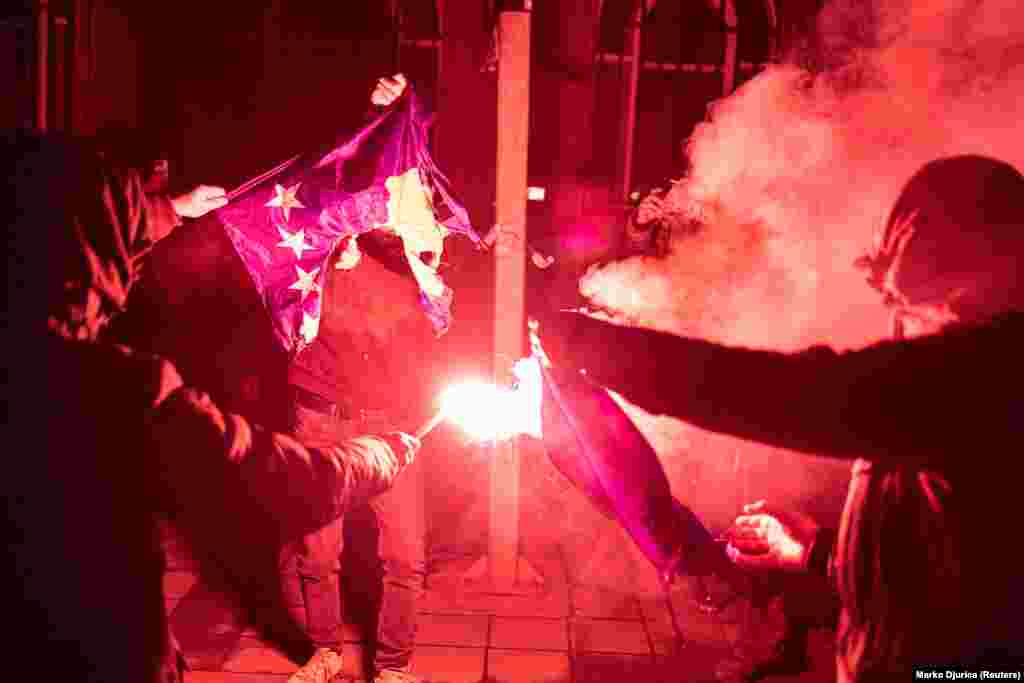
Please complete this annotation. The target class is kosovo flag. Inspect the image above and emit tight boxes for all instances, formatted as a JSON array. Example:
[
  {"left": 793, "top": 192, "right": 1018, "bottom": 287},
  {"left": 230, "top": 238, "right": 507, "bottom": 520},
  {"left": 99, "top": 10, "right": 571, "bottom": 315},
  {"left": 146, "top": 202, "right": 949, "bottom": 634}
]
[
  {"left": 216, "top": 87, "right": 480, "bottom": 354},
  {"left": 527, "top": 335, "right": 732, "bottom": 583}
]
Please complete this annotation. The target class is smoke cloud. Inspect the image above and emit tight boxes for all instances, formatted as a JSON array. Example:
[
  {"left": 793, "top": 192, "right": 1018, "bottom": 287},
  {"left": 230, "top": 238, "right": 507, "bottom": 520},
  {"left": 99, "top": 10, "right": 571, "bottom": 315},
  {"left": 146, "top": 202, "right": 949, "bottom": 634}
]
[{"left": 575, "top": 0, "right": 1024, "bottom": 549}]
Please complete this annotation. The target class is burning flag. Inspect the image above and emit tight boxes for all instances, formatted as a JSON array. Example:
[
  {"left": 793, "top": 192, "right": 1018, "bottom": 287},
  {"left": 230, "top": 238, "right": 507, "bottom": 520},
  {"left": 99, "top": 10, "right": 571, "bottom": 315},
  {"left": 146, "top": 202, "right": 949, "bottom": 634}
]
[
  {"left": 216, "top": 87, "right": 480, "bottom": 354},
  {"left": 521, "top": 327, "right": 738, "bottom": 586},
  {"left": 411, "top": 325, "right": 743, "bottom": 621},
  {"left": 418, "top": 330, "right": 736, "bottom": 587}
]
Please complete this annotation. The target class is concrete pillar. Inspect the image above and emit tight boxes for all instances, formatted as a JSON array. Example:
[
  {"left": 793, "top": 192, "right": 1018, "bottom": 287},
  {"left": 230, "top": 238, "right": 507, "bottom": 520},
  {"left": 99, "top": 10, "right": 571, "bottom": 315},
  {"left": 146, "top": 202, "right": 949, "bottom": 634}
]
[{"left": 490, "top": 8, "right": 532, "bottom": 590}]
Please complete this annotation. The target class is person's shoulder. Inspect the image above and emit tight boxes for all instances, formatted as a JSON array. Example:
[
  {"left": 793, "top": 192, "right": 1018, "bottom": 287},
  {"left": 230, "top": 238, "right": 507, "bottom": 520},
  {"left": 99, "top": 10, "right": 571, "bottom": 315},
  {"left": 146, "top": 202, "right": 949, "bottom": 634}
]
[
  {"left": 50, "top": 338, "right": 184, "bottom": 406},
  {"left": 984, "top": 310, "right": 1024, "bottom": 351},
  {"left": 929, "top": 311, "right": 1024, "bottom": 363},
  {"left": 989, "top": 310, "right": 1024, "bottom": 327},
  {"left": 947, "top": 310, "right": 1024, "bottom": 337}
]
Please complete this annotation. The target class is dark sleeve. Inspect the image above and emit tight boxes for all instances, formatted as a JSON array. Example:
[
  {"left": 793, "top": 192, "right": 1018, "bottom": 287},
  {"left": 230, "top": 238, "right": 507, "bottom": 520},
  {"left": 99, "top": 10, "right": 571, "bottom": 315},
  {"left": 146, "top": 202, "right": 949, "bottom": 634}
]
[
  {"left": 389, "top": 318, "right": 441, "bottom": 426},
  {"left": 806, "top": 527, "right": 836, "bottom": 579},
  {"left": 89, "top": 135, "right": 181, "bottom": 248},
  {"left": 550, "top": 311, "right": 1021, "bottom": 470},
  {"left": 142, "top": 193, "right": 182, "bottom": 244},
  {"left": 148, "top": 386, "right": 415, "bottom": 538},
  {"left": 363, "top": 99, "right": 433, "bottom": 128}
]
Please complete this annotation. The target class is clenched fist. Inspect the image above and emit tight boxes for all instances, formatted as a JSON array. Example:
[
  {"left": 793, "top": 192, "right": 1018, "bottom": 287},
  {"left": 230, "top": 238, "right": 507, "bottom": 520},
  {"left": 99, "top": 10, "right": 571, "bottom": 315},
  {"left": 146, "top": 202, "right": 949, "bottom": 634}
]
[
  {"left": 723, "top": 500, "right": 821, "bottom": 573},
  {"left": 171, "top": 184, "right": 228, "bottom": 218},
  {"left": 382, "top": 431, "right": 421, "bottom": 469},
  {"left": 371, "top": 73, "right": 408, "bottom": 107}
]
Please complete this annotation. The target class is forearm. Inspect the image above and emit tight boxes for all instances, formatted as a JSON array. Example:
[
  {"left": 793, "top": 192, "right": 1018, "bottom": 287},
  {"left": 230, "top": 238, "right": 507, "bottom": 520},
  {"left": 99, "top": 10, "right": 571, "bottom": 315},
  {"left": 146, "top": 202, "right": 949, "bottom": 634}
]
[
  {"left": 556, "top": 313, "right": 869, "bottom": 459},
  {"left": 806, "top": 527, "right": 836, "bottom": 579},
  {"left": 553, "top": 312, "right": 1018, "bottom": 468},
  {"left": 145, "top": 193, "right": 182, "bottom": 243},
  {"left": 149, "top": 387, "right": 411, "bottom": 535},
  {"left": 311, "top": 433, "right": 413, "bottom": 507}
]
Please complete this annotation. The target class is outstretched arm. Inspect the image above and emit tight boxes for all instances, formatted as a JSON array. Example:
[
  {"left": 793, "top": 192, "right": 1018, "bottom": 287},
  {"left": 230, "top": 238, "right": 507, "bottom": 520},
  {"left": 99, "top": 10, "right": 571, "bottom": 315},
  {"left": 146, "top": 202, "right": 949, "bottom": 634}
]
[
  {"left": 543, "top": 311, "right": 1021, "bottom": 470},
  {"left": 724, "top": 500, "right": 835, "bottom": 578},
  {"left": 148, "top": 382, "right": 419, "bottom": 537}
]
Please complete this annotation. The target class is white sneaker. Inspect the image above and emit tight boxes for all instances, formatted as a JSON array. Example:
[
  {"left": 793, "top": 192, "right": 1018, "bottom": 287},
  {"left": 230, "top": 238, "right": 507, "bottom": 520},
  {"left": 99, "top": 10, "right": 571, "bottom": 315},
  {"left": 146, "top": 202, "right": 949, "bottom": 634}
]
[{"left": 288, "top": 648, "right": 344, "bottom": 683}]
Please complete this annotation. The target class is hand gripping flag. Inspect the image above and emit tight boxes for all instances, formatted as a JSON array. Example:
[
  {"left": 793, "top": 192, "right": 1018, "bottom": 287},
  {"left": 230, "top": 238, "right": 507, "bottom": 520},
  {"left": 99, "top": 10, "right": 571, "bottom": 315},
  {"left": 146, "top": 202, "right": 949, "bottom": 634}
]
[
  {"left": 216, "top": 87, "right": 481, "bottom": 354},
  {"left": 527, "top": 327, "right": 737, "bottom": 586}
]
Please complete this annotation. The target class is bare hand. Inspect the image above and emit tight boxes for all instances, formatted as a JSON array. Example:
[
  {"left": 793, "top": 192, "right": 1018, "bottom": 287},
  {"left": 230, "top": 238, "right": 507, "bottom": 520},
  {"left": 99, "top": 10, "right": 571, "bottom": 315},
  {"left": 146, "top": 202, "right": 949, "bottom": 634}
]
[
  {"left": 383, "top": 431, "right": 421, "bottom": 468},
  {"left": 723, "top": 500, "right": 820, "bottom": 573},
  {"left": 635, "top": 193, "right": 665, "bottom": 226},
  {"left": 371, "top": 73, "right": 408, "bottom": 107},
  {"left": 171, "top": 184, "right": 228, "bottom": 218}
]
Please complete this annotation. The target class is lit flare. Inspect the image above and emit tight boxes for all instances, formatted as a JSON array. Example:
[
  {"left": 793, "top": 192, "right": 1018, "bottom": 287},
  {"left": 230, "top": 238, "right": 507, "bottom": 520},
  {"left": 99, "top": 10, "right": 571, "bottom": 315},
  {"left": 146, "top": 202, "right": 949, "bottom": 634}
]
[{"left": 421, "top": 364, "right": 544, "bottom": 443}]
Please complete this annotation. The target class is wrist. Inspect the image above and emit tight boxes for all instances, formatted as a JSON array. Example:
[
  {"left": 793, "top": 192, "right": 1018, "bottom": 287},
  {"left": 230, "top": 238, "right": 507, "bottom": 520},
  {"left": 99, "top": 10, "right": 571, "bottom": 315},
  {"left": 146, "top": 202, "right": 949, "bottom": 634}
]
[
  {"left": 806, "top": 527, "right": 835, "bottom": 577},
  {"left": 148, "top": 194, "right": 183, "bottom": 240},
  {"left": 170, "top": 194, "right": 186, "bottom": 217}
]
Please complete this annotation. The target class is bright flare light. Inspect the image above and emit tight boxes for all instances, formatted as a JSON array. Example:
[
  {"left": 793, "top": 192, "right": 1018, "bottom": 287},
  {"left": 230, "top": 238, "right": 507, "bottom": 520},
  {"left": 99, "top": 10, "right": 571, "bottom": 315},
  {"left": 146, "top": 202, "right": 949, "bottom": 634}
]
[
  {"left": 440, "top": 382, "right": 511, "bottom": 442},
  {"left": 440, "top": 359, "right": 543, "bottom": 443}
]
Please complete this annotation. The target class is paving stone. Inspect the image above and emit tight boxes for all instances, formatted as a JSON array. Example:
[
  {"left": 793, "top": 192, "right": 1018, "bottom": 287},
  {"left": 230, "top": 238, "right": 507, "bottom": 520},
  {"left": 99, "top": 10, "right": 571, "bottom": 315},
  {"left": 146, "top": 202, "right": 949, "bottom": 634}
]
[
  {"left": 221, "top": 638, "right": 295, "bottom": 675},
  {"left": 166, "top": 544, "right": 779, "bottom": 683},
  {"left": 572, "top": 652, "right": 663, "bottom": 683},
  {"left": 644, "top": 602, "right": 738, "bottom": 650},
  {"left": 416, "top": 613, "right": 489, "bottom": 647},
  {"left": 487, "top": 648, "right": 571, "bottom": 683},
  {"left": 570, "top": 618, "right": 652, "bottom": 656},
  {"left": 171, "top": 582, "right": 246, "bottom": 672},
  {"left": 410, "top": 645, "right": 485, "bottom": 683},
  {"left": 571, "top": 585, "right": 642, "bottom": 620},
  {"left": 650, "top": 642, "right": 734, "bottom": 683},
  {"left": 424, "top": 587, "right": 570, "bottom": 618},
  {"left": 490, "top": 616, "right": 568, "bottom": 651},
  {"left": 637, "top": 578, "right": 748, "bottom": 648}
]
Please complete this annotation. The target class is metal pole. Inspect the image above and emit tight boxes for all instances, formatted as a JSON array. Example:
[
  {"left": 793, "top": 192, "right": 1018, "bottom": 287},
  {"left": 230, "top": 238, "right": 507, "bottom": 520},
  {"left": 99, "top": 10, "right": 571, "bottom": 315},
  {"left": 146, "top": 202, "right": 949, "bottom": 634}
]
[
  {"left": 433, "top": 0, "right": 443, "bottom": 153},
  {"left": 491, "top": 8, "right": 531, "bottom": 591},
  {"left": 54, "top": 14, "right": 66, "bottom": 131},
  {"left": 36, "top": 0, "right": 49, "bottom": 131},
  {"left": 720, "top": 0, "right": 738, "bottom": 96},
  {"left": 619, "top": 0, "right": 643, "bottom": 202},
  {"left": 390, "top": 0, "right": 403, "bottom": 74}
]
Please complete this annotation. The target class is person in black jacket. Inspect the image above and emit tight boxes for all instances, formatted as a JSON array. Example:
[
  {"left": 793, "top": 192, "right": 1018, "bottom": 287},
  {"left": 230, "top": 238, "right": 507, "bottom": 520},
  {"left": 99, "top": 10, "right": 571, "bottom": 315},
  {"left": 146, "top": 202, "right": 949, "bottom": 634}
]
[
  {"left": 281, "top": 73, "right": 441, "bottom": 683},
  {"left": 537, "top": 155, "right": 1024, "bottom": 681},
  {"left": 5, "top": 129, "right": 419, "bottom": 683}
]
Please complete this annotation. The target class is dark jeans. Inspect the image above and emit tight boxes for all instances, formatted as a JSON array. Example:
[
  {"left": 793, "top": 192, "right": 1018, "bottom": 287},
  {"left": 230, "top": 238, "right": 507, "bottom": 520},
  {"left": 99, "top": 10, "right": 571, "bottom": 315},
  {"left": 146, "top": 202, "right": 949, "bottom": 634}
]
[{"left": 280, "top": 397, "right": 425, "bottom": 672}]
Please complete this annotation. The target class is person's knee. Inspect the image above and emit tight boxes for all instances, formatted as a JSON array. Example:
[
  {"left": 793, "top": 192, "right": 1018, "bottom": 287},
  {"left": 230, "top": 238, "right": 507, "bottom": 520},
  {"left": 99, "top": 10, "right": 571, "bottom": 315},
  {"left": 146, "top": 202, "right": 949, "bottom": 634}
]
[
  {"left": 296, "top": 553, "right": 342, "bottom": 582},
  {"left": 288, "top": 521, "right": 345, "bottom": 581},
  {"left": 288, "top": 539, "right": 342, "bottom": 581},
  {"left": 380, "top": 531, "right": 425, "bottom": 569},
  {"left": 381, "top": 554, "right": 426, "bottom": 584},
  {"left": 374, "top": 514, "right": 425, "bottom": 566}
]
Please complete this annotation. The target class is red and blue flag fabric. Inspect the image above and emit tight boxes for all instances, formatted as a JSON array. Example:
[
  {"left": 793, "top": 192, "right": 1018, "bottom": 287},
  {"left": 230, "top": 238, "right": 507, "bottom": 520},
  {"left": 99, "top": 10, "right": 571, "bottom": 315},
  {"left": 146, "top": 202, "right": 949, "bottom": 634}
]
[
  {"left": 531, "top": 343, "right": 733, "bottom": 584},
  {"left": 216, "top": 87, "right": 480, "bottom": 354}
]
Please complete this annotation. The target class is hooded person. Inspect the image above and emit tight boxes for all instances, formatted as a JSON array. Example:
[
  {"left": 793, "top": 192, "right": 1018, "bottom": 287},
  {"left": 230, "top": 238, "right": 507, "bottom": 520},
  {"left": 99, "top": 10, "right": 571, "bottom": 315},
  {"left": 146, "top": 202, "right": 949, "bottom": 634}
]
[
  {"left": 4, "top": 129, "right": 420, "bottom": 683},
  {"left": 533, "top": 155, "right": 1024, "bottom": 680}
]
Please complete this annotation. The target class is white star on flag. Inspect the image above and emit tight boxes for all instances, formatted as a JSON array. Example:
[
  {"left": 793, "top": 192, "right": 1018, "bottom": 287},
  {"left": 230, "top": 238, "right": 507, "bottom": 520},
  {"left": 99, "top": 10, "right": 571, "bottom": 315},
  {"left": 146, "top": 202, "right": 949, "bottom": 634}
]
[
  {"left": 276, "top": 226, "right": 311, "bottom": 259},
  {"left": 265, "top": 183, "right": 305, "bottom": 223},
  {"left": 300, "top": 312, "right": 320, "bottom": 344},
  {"left": 288, "top": 264, "right": 321, "bottom": 302}
]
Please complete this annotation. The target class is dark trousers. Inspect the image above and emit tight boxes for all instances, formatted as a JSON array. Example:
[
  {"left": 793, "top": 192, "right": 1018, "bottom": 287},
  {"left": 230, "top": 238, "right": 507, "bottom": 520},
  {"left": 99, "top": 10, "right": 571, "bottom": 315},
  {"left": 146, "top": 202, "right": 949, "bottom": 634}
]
[{"left": 280, "top": 397, "right": 425, "bottom": 672}]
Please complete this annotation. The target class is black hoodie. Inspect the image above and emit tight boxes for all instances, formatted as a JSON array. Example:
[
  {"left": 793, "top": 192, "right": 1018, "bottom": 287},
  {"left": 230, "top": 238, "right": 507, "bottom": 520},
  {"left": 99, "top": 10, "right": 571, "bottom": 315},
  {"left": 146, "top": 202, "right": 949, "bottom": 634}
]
[{"left": 6, "top": 130, "right": 417, "bottom": 683}]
